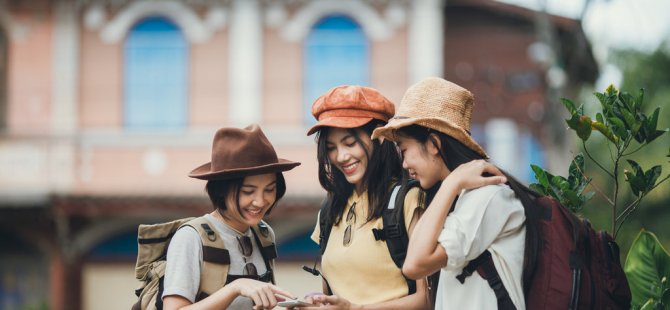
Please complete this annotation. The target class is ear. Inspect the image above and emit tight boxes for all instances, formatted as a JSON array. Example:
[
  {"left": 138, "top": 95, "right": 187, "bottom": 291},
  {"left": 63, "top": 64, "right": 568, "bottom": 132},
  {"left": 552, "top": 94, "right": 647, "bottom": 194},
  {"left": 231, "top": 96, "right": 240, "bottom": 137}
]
[{"left": 426, "top": 133, "right": 442, "bottom": 156}]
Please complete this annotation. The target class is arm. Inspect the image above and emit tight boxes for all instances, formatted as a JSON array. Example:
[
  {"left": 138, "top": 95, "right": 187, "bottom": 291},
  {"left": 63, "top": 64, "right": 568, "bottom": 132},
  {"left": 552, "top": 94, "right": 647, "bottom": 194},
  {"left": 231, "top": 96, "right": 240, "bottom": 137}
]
[
  {"left": 164, "top": 279, "right": 295, "bottom": 310},
  {"left": 403, "top": 160, "right": 507, "bottom": 279}
]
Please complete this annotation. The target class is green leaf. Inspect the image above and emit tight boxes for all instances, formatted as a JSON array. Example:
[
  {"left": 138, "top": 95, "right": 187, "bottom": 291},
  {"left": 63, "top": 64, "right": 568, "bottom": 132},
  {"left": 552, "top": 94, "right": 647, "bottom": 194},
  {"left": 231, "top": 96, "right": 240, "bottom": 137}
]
[
  {"left": 529, "top": 183, "right": 547, "bottom": 195},
  {"left": 605, "top": 84, "right": 619, "bottom": 96},
  {"left": 576, "top": 115, "right": 593, "bottom": 141},
  {"left": 531, "top": 165, "right": 550, "bottom": 188},
  {"left": 628, "top": 159, "right": 643, "bottom": 174},
  {"left": 568, "top": 154, "right": 585, "bottom": 181},
  {"left": 609, "top": 117, "right": 629, "bottom": 140},
  {"left": 644, "top": 165, "right": 662, "bottom": 191},
  {"left": 592, "top": 121, "right": 618, "bottom": 143},
  {"left": 561, "top": 98, "right": 577, "bottom": 114},
  {"left": 635, "top": 88, "right": 645, "bottom": 110},
  {"left": 624, "top": 230, "right": 670, "bottom": 307}
]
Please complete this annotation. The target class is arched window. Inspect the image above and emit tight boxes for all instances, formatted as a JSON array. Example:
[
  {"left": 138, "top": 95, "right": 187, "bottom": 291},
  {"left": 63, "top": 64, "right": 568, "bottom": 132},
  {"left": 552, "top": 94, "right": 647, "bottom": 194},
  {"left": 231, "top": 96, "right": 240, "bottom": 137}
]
[
  {"left": 303, "top": 15, "right": 369, "bottom": 124},
  {"left": 0, "top": 28, "right": 7, "bottom": 130},
  {"left": 124, "top": 17, "right": 188, "bottom": 129}
]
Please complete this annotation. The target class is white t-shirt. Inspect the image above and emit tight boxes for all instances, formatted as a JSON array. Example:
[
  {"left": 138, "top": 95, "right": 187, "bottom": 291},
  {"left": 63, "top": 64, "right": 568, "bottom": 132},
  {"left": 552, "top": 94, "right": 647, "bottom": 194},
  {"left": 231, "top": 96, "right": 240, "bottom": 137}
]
[
  {"left": 436, "top": 184, "right": 526, "bottom": 310},
  {"left": 162, "top": 214, "right": 272, "bottom": 309}
]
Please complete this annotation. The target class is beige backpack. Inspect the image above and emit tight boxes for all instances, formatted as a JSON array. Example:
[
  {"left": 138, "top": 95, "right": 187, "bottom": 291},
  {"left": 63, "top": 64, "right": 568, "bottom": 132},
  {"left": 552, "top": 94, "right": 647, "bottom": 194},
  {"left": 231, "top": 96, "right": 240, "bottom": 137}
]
[{"left": 131, "top": 217, "right": 276, "bottom": 310}]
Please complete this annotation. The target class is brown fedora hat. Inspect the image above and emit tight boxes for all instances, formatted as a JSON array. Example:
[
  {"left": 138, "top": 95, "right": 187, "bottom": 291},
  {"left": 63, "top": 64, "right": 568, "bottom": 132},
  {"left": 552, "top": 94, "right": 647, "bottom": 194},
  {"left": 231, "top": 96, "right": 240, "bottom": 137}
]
[
  {"left": 306, "top": 85, "right": 395, "bottom": 136},
  {"left": 372, "top": 77, "right": 488, "bottom": 158},
  {"left": 189, "top": 124, "right": 301, "bottom": 180}
]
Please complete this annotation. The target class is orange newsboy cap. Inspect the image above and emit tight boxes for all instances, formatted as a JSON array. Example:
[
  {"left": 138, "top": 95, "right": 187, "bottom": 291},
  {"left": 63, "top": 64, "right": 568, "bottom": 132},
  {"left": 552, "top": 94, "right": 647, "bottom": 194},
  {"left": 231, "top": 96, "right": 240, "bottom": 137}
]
[{"left": 306, "top": 85, "right": 395, "bottom": 136}]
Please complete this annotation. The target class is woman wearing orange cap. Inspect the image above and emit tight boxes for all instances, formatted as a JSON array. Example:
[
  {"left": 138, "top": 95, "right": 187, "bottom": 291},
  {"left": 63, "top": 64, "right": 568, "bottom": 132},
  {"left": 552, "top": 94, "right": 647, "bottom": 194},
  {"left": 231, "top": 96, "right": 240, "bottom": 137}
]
[
  {"left": 372, "top": 78, "right": 537, "bottom": 309},
  {"left": 303, "top": 86, "right": 429, "bottom": 309},
  {"left": 162, "top": 124, "right": 300, "bottom": 310}
]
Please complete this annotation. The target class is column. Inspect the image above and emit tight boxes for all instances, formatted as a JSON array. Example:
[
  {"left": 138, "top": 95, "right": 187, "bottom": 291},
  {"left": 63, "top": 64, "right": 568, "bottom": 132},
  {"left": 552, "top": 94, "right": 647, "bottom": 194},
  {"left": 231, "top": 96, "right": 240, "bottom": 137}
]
[
  {"left": 228, "top": 0, "right": 263, "bottom": 126},
  {"left": 408, "top": 0, "right": 445, "bottom": 83}
]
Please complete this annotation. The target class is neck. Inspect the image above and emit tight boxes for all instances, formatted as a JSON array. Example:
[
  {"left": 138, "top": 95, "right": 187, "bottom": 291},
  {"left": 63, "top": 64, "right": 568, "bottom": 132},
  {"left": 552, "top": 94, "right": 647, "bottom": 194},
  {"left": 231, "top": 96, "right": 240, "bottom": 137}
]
[
  {"left": 354, "top": 183, "right": 366, "bottom": 196},
  {"left": 212, "top": 210, "right": 250, "bottom": 234}
]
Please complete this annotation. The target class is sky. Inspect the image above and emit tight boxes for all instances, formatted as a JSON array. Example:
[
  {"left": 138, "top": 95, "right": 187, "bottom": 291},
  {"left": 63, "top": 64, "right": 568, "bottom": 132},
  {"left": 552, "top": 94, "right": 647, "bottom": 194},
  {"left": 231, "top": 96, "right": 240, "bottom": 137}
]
[{"left": 497, "top": 0, "right": 670, "bottom": 88}]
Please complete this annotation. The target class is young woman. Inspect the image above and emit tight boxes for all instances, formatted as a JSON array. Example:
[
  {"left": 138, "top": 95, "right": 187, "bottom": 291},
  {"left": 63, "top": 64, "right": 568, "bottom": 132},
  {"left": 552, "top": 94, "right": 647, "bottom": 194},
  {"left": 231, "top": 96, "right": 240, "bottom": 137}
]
[
  {"left": 303, "top": 85, "right": 429, "bottom": 309},
  {"left": 162, "top": 124, "right": 300, "bottom": 310},
  {"left": 372, "top": 77, "right": 540, "bottom": 309}
]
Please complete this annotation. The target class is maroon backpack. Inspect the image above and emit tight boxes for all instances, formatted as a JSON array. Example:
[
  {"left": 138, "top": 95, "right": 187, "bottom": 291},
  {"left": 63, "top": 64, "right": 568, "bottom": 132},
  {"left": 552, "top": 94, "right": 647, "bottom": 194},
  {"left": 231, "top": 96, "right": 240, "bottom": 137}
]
[{"left": 457, "top": 196, "right": 631, "bottom": 309}]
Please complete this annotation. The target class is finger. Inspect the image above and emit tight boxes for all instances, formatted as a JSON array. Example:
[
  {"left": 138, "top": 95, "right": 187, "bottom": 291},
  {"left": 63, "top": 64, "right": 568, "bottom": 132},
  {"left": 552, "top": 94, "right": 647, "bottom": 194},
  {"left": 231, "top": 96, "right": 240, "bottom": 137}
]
[
  {"left": 258, "top": 288, "right": 271, "bottom": 309},
  {"left": 270, "top": 284, "right": 297, "bottom": 300},
  {"left": 249, "top": 293, "right": 263, "bottom": 310},
  {"left": 263, "top": 286, "right": 278, "bottom": 307},
  {"left": 321, "top": 295, "right": 341, "bottom": 304}
]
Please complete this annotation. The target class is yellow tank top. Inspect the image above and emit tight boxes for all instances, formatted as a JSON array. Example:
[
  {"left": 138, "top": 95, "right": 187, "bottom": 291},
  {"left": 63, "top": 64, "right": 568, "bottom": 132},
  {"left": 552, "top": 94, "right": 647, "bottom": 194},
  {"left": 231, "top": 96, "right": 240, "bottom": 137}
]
[{"left": 310, "top": 187, "right": 423, "bottom": 304}]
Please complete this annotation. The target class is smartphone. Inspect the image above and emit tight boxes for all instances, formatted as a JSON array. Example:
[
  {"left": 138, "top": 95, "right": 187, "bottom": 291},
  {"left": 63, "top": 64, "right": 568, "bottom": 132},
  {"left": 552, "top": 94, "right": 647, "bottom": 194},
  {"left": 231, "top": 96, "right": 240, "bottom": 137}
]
[{"left": 277, "top": 299, "right": 315, "bottom": 307}]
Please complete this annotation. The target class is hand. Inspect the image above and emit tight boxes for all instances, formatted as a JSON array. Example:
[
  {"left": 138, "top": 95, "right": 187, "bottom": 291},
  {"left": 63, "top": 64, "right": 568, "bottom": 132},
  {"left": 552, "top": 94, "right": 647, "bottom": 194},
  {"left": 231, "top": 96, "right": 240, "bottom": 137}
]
[
  {"left": 445, "top": 160, "right": 507, "bottom": 191},
  {"left": 229, "top": 278, "right": 295, "bottom": 310},
  {"left": 300, "top": 294, "right": 359, "bottom": 310}
]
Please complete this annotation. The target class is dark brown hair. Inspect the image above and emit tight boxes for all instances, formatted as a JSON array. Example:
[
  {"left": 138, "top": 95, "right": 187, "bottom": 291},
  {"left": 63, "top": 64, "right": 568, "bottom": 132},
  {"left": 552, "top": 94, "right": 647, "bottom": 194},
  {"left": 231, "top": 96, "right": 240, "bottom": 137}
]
[
  {"left": 315, "top": 120, "right": 403, "bottom": 225},
  {"left": 205, "top": 173, "right": 287, "bottom": 217}
]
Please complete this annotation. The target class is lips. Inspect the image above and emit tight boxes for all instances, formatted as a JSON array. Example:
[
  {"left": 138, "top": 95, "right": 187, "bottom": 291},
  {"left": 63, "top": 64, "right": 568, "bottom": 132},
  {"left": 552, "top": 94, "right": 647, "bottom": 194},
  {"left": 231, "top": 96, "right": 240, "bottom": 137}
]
[
  {"left": 242, "top": 208, "right": 264, "bottom": 219},
  {"left": 341, "top": 162, "right": 360, "bottom": 175}
]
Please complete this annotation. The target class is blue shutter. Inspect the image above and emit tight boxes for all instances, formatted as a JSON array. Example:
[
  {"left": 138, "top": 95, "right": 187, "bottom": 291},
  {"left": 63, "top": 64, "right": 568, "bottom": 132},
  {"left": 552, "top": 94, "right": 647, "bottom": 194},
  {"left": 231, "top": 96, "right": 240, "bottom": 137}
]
[
  {"left": 124, "top": 17, "right": 188, "bottom": 129},
  {"left": 304, "top": 15, "right": 369, "bottom": 124}
]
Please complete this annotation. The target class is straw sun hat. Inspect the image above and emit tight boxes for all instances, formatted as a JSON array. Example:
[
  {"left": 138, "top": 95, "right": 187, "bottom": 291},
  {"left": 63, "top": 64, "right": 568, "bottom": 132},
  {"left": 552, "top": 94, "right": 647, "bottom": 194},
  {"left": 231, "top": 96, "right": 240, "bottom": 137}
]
[{"left": 371, "top": 77, "right": 488, "bottom": 158}]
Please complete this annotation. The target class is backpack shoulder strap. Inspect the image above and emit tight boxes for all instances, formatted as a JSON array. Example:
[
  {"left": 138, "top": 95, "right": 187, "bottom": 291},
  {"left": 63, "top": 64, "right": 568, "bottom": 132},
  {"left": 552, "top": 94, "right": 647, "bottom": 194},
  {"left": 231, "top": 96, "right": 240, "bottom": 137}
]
[
  {"left": 251, "top": 220, "right": 278, "bottom": 284},
  {"left": 182, "top": 216, "right": 230, "bottom": 299},
  {"left": 456, "top": 250, "right": 517, "bottom": 310},
  {"left": 371, "top": 181, "right": 421, "bottom": 295},
  {"left": 318, "top": 197, "right": 333, "bottom": 255}
]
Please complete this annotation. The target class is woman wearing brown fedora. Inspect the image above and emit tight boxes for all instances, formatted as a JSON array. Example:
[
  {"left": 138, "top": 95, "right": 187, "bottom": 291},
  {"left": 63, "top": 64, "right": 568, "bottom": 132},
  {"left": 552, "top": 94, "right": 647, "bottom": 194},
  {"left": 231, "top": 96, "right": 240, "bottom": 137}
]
[
  {"left": 162, "top": 124, "right": 300, "bottom": 310},
  {"left": 372, "top": 77, "right": 540, "bottom": 309},
  {"left": 302, "top": 85, "right": 429, "bottom": 309}
]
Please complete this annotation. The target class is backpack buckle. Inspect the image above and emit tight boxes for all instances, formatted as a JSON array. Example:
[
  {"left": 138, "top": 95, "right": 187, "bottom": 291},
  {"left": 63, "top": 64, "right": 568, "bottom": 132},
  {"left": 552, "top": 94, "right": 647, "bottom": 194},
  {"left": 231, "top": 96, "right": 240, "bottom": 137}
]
[
  {"left": 258, "top": 222, "right": 270, "bottom": 237},
  {"left": 201, "top": 223, "right": 217, "bottom": 242},
  {"left": 372, "top": 228, "right": 386, "bottom": 241}
]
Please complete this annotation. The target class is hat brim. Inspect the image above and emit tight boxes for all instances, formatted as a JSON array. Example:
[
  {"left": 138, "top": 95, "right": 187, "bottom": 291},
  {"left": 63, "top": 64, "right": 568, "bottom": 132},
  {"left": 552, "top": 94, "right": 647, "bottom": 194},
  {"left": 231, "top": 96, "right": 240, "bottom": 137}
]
[
  {"left": 189, "top": 158, "right": 301, "bottom": 180},
  {"left": 306, "top": 116, "right": 374, "bottom": 136},
  {"left": 372, "top": 117, "right": 489, "bottom": 158}
]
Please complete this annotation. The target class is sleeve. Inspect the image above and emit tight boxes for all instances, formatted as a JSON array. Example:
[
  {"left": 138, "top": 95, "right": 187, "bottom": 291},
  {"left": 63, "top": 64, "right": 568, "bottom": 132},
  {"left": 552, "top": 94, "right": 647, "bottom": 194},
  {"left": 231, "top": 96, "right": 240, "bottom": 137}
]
[
  {"left": 402, "top": 187, "right": 425, "bottom": 232},
  {"left": 162, "top": 226, "right": 203, "bottom": 303},
  {"left": 310, "top": 210, "right": 321, "bottom": 244},
  {"left": 438, "top": 185, "right": 525, "bottom": 271}
]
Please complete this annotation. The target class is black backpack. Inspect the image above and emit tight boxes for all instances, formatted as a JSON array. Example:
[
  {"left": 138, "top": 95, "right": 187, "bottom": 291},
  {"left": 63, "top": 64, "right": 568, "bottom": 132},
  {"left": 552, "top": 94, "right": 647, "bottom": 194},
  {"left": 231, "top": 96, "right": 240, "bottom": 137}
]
[{"left": 317, "top": 181, "right": 422, "bottom": 294}]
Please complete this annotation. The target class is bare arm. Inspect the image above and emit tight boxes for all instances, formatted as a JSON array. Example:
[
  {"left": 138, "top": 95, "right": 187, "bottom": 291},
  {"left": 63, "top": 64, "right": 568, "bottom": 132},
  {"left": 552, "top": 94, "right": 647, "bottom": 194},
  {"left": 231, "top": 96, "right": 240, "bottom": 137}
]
[
  {"left": 403, "top": 160, "right": 507, "bottom": 279},
  {"left": 163, "top": 279, "right": 295, "bottom": 310}
]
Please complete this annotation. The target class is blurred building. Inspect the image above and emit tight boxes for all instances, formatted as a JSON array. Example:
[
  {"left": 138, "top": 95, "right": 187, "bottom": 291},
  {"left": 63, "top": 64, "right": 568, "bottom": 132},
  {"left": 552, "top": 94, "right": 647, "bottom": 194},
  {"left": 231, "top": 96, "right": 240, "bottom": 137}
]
[{"left": 0, "top": 0, "right": 596, "bottom": 309}]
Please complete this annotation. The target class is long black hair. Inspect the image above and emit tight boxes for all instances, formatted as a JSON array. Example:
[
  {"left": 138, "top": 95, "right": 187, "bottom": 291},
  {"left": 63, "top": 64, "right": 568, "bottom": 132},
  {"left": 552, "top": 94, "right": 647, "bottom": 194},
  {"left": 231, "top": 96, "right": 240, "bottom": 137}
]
[
  {"left": 396, "top": 125, "right": 541, "bottom": 294},
  {"left": 315, "top": 120, "right": 403, "bottom": 225},
  {"left": 205, "top": 172, "right": 287, "bottom": 217}
]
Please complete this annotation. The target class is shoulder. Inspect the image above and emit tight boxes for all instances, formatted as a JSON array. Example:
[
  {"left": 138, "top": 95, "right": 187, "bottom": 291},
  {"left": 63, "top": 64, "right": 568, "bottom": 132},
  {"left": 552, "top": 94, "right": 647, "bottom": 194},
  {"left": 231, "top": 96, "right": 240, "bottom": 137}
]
[{"left": 458, "top": 184, "right": 523, "bottom": 212}]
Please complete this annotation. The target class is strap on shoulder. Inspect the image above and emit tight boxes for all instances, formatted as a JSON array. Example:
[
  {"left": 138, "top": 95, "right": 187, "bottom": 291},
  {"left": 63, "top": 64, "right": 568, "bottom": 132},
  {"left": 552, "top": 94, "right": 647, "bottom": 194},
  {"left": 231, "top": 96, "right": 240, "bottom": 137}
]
[
  {"left": 182, "top": 216, "right": 230, "bottom": 297},
  {"left": 456, "top": 250, "right": 516, "bottom": 310},
  {"left": 318, "top": 197, "right": 332, "bottom": 255},
  {"left": 251, "top": 220, "right": 277, "bottom": 284}
]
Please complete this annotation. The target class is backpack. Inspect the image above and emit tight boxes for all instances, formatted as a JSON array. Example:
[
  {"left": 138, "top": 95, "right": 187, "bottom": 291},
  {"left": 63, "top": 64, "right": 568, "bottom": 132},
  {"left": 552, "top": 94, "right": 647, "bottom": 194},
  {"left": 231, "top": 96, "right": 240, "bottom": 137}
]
[
  {"left": 131, "top": 216, "right": 277, "bottom": 310},
  {"left": 318, "top": 181, "right": 423, "bottom": 295},
  {"left": 456, "top": 195, "right": 631, "bottom": 309}
]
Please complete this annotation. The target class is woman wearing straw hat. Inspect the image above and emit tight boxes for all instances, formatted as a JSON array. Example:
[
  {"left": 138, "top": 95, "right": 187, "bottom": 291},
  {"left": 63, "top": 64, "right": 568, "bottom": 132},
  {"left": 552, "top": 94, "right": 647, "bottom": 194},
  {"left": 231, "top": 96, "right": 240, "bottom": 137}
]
[
  {"left": 302, "top": 85, "right": 429, "bottom": 309},
  {"left": 372, "top": 77, "right": 540, "bottom": 309},
  {"left": 162, "top": 124, "right": 300, "bottom": 310}
]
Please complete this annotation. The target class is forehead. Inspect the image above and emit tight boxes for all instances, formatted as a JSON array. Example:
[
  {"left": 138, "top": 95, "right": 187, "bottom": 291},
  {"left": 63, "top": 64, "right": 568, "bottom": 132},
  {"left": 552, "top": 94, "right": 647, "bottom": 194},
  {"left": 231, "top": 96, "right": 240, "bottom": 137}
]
[
  {"left": 242, "top": 173, "right": 277, "bottom": 186},
  {"left": 326, "top": 128, "right": 357, "bottom": 142}
]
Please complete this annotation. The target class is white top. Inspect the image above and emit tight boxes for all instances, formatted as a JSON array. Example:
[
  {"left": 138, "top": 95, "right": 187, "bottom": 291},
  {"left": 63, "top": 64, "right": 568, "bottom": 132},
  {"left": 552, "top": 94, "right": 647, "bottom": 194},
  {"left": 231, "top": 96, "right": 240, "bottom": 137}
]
[
  {"left": 162, "top": 214, "right": 271, "bottom": 309},
  {"left": 436, "top": 184, "right": 526, "bottom": 310}
]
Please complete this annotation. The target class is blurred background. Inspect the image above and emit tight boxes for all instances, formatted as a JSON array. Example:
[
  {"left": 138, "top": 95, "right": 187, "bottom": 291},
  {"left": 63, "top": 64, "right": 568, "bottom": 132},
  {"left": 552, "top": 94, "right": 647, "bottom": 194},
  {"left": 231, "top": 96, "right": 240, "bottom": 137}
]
[{"left": 0, "top": 0, "right": 667, "bottom": 309}]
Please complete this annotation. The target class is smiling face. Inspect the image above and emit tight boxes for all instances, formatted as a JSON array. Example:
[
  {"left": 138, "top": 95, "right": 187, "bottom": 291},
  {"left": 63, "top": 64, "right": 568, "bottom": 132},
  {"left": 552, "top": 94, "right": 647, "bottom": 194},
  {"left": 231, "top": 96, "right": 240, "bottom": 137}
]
[
  {"left": 396, "top": 134, "right": 450, "bottom": 189},
  {"left": 325, "top": 128, "right": 372, "bottom": 193},
  {"left": 222, "top": 173, "right": 277, "bottom": 230}
]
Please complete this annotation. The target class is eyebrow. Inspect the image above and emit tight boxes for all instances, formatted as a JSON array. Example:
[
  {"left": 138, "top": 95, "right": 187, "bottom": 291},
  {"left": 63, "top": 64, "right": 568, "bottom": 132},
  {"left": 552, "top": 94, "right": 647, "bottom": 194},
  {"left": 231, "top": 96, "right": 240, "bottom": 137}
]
[
  {"left": 326, "top": 134, "right": 355, "bottom": 145},
  {"left": 242, "top": 181, "right": 277, "bottom": 188}
]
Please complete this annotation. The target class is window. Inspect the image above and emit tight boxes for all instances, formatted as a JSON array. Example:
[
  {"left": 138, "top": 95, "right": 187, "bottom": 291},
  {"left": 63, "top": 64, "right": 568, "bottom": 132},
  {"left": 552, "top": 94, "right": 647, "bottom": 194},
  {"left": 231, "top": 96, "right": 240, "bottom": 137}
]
[
  {"left": 304, "top": 15, "right": 369, "bottom": 124},
  {"left": 124, "top": 17, "right": 188, "bottom": 129}
]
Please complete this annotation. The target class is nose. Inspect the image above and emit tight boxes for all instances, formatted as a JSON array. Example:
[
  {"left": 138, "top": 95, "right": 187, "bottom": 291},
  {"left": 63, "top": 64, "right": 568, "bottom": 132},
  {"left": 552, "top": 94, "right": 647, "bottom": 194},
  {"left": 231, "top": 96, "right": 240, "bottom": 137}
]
[
  {"left": 402, "top": 158, "right": 409, "bottom": 169},
  {"left": 336, "top": 146, "right": 351, "bottom": 163},
  {"left": 252, "top": 192, "right": 267, "bottom": 207}
]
